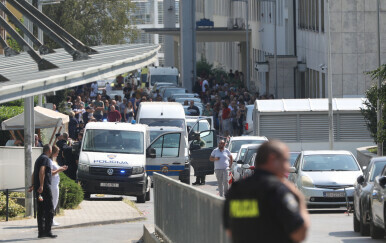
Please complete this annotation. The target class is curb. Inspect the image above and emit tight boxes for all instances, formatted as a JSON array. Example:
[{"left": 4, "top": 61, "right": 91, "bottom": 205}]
[
  {"left": 143, "top": 224, "right": 161, "bottom": 243},
  {"left": 54, "top": 216, "right": 146, "bottom": 230}
]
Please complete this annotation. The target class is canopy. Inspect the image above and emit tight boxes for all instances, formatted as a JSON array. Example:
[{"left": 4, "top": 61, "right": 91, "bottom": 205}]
[{"left": 1, "top": 106, "right": 69, "bottom": 130}]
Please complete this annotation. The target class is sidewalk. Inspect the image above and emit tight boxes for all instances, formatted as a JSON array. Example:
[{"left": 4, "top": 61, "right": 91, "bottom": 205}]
[{"left": 0, "top": 198, "right": 145, "bottom": 237}]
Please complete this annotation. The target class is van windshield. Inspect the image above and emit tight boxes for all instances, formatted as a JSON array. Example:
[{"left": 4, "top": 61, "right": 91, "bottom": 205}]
[
  {"left": 151, "top": 75, "right": 178, "bottom": 86},
  {"left": 83, "top": 129, "right": 144, "bottom": 154},
  {"left": 140, "top": 118, "right": 185, "bottom": 130}
]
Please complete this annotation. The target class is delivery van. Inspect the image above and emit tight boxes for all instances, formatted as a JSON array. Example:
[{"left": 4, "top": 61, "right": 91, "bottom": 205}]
[
  {"left": 147, "top": 66, "right": 179, "bottom": 90},
  {"left": 77, "top": 122, "right": 154, "bottom": 203}
]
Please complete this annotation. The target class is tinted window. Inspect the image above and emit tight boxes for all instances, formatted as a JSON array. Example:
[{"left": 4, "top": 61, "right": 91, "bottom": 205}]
[
  {"left": 290, "top": 153, "right": 300, "bottom": 166},
  {"left": 163, "top": 89, "right": 185, "bottom": 98},
  {"left": 83, "top": 130, "right": 144, "bottom": 154},
  {"left": 229, "top": 140, "right": 265, "bottom": 153},
  {"left": 370, "top": 161, "right": 386, "bottom": 181},
  {"left": 302, "top": 154, "right": 360, "bottom": 171},
  {"left": 243, "top": 149, "right": 258, "bottom": 164},
  {"left": 151, "top": 75, "right": 178, "bottom": 85}
]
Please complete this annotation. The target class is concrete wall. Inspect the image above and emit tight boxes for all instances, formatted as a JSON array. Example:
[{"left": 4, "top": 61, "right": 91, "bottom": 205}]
[{"left": 356, "top": 145, "right": 378, "bottom": 167}]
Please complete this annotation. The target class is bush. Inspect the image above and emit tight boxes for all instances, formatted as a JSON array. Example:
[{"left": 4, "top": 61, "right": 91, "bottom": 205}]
[
  {"left": 0, "top": 192, "right": 25, "bottom": 218},
  {"left": 59, "top": 173, "right": 83, "bottom": 209}
]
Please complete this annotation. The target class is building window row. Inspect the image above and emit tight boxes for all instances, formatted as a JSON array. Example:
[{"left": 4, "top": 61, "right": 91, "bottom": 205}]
[
  {"left": 300, "top": 68, "right": 326, "bottom": 98},
  {"left": 298, "top": 0, "right": 324, "bottom": 32}
]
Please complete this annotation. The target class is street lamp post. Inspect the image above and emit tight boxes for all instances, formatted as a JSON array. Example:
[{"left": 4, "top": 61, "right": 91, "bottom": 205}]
[
  {"left": 273, "top": 0, "right": 277, "bottom": 98},
  {"left": 377, "top": 0, "right": 383, "bottom": 156},
  {"left": 327, "top": 0, "right": 334, "bottom": 150}
]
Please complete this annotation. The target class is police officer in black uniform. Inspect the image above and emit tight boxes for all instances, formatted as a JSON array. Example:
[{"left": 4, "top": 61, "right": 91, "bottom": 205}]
[{"left": 223, "top": 141, "right": 310, "bottom": 243}]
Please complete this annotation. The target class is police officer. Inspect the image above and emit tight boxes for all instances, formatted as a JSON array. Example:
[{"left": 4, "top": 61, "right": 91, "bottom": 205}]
[{"left": 223, "top": 140, "right": 310, "bottom": 243}]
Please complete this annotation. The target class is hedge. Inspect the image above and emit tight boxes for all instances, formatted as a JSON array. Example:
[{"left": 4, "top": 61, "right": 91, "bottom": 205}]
[
  {"left": 59, "top": 173, "right": 83, "bottom": 209},
  {"left": 0, "top": 192, "right": 25, "bottom": 218}
]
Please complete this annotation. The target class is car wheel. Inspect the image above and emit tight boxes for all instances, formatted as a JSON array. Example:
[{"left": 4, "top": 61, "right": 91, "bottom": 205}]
[
  {"left": 353, "top": 212, "right": 360, "bottom": 232},
  {"left": 137, "top": 193, "right": 146, "bottom": 203},
  {"left": 360, "top": 210, "right": 370, "bottom": 236},
  {"left": 146, "top": 189, "right": 151, "bottom": 201}
]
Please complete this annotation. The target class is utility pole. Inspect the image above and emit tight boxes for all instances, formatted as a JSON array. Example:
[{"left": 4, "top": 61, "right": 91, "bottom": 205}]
[
  {"left": 327, "top": 0, "right": 334, "bottom": 150},
  {"left": 274, "top": 0, "right": 278, "bottom": 98},
  {"left": 246, "top": 0, "right": 250, "bottom": 90},
  {"left": 377, "top": 0, "right": 383, "bottom": 156},
  {"left": 24, "top": 97, "right": 34, "bottom": 217}
]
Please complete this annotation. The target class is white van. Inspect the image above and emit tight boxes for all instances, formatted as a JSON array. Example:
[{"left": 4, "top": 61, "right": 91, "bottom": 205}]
[
  {"left": 147, "top": 126, "right": 190, "bottom": 184},
  {"left": 147, "top": 67, "right": 179, "bottom": 90},
  {"left": 77, "top": 122, "right": 153, "bottom": 203}
]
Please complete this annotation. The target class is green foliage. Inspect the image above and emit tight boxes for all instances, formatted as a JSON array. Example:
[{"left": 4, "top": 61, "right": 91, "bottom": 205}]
[
  {"left": 0, "top": 192, "right": 25, "bottom": 218},
  {"left": 0, "top": 106, "right": 24, "bottom": 146},
  {"left": 43, "top": 0, "right": 139, "bottom": 48},
  {"left": 6, "top": 18, "right": 24, "bottom": 52},
  {"left": 196, "top": 57, "right": 213, "bottom": 78},
  {"left": 362, "top": 65, "right": 386, "bottom": 146},
  {"left": 59, "top": 173, "right": 83, "bottom": 209}
]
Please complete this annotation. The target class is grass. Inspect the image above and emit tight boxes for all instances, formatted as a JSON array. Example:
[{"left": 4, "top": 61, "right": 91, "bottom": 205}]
[{"left": 367, "top": 147, "right": 386, "bottom": 154}]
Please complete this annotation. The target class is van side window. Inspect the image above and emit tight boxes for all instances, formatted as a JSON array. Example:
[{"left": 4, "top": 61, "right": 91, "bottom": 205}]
[{"left": 150, "top": 133, "right": 181, "bottom": 158}]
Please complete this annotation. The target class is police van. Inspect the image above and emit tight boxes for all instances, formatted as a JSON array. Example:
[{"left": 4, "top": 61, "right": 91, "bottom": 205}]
[{"left": 77, "top": 122, "right": 154, "bottom": 203}]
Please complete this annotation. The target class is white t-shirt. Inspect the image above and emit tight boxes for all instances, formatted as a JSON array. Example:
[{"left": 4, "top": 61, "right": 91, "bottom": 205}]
[
  {"left": 211, "top": 148, "right": 231, "bottom": 170},
  {"left": 202, "top": 80, "right": 209, "bottom": 92}
]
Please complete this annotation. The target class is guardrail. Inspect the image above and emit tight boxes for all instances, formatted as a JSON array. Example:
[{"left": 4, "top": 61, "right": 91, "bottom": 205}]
[{"left": 153, "top": 173, "right": 231, "bottom": 243}]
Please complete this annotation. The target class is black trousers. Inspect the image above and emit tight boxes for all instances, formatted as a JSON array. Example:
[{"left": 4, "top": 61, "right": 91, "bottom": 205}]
[
  {"left": 195, "top": 175, "right": 206, "bottom": 183},
  {"left": 35, "top": 186, "right": 54, "bottom": 236}
]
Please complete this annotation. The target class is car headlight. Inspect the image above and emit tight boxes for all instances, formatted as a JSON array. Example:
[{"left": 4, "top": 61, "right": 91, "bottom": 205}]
[
  {"left": 78, "top": 163, "right": 89, "bottom": 173},
  {"left": 132, "top": 166, "right": 144, "bottom": 174},
  {"left": 301, "top": 176, "right": 314, "bottom": 188}
]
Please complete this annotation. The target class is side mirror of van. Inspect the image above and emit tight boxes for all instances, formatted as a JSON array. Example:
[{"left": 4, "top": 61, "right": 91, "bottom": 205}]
[
  {"left": 147, "top": 148, "right": 156, "bottom": 158},
  {"left": 379, "top": 176, "right": 386, "bottom": 188},
  {"left": 357, "top": 175, "right": 365, "bottom": 185}
]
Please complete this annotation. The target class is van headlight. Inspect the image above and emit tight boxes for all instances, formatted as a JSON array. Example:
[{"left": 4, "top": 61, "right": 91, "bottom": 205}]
[
  {"left": 132, "top": 166, "right": 144, "bottom": 174},
  {"left": 78, "top": 163, "right": 89, "bottom": 173},
  {"left": 301, "top": 176, "right": 314, "bottom": 188}
]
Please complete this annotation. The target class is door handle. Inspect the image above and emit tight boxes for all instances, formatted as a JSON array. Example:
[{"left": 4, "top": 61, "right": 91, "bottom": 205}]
[{"left": 172, "top": 162, "right": 181, "bottom": 165}]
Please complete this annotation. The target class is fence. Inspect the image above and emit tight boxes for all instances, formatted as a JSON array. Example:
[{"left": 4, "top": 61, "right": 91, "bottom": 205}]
[{"left": 154, "top": 173, "right": 231, "bottom": 243}]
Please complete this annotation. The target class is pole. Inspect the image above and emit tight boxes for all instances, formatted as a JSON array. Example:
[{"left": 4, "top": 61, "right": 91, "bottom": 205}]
[
  {"left": 5, "top": 189, "right": 9, "bottom": 221},
  {"left": 327, "top": 0, "right": 334, "bottom": 150},
  {"left": 246, "top": 0, "right": 250, "bottom": 90},
  {"left": 274, "top": 0, "right": 278, "bottom": 98},
  {"left": 24, "top": 97, "right": 34, "bottom": 217},
  {"left": 377, "top": 0, "right": 383, "bottom": 156}
]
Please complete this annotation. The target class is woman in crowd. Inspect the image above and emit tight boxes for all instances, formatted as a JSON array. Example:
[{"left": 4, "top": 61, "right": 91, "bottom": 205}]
[
  {"left": 124, "top": 101, "right": 135, "bottom": 123},
  {"left": 50, "top": 145, "right": 68, "bottom": 226}
]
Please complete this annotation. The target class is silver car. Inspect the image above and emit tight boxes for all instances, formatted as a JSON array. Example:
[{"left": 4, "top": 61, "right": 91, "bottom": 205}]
[{"left": 289, "top": 150, "right": 362, "bottom": 207}]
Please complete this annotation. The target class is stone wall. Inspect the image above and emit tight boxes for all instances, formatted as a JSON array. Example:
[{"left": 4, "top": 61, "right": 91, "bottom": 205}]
[{"left": 356, "top": 145, "right": 377, "bottom": 167}]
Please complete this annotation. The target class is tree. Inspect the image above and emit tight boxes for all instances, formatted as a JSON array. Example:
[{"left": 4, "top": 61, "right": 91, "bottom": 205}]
[
  {"left": 361, "top": 65, "right": 386, "bottom": 150},
  {"left": 43, "top": 0, "right": 139, "bottom": 48}
]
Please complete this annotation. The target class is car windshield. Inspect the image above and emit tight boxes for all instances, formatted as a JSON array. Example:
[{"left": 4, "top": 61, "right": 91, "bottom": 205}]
[
  {"left": 229, "top": 140, "right": 265, "bottom": 153},
  {"left": 83, "top": 129, "right": 144, "bottom": 154},
  {"left": 302, "top": 154, "right": 360, "bottom": 171},
  {"left": 290, "top": 153, "right": 300, "bottom": 166},
  {"left": 164, "top": 89, "right": 185, "bottom": 98},
  {"left": 370, "top": 161, "right": 386, "bottom": 181},
  {"left": 237, "top": 148, "right": 247, "bottom": 161},
  {"left": 243, "top": 149, "right": 258, "bottom": 164},
  {"left": 151, "top": 75, "right": 178, "bottom": 85},
  {"left": 140, "top": 118, "right": 185, "bottom": 129}
]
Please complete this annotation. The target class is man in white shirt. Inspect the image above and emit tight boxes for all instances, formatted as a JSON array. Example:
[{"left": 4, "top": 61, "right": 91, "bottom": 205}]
[
  {"left": 202, "top": 78, "right": 209, "bottom": 93},
  {"left": 210, "top": 140, "right": 233, "bottom": 197}
]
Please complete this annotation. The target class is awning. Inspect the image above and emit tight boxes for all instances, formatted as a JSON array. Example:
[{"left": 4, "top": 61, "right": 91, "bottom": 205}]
[
  {"left": 0, "top": 43, "right": 160, "bottom": 104},
  {"left": 1, "top": 106, "right": 69, "bottom": 130}
]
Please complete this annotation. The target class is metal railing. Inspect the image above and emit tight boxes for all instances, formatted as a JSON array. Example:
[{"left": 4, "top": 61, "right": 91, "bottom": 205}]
[{"left": 154, "top": 173, "right": 231, "bottom": 243}]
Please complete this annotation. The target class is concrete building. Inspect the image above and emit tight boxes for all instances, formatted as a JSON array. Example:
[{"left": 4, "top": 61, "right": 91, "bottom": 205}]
[{"left": 194, "top": 0, "right": 385, "bottom": 98}]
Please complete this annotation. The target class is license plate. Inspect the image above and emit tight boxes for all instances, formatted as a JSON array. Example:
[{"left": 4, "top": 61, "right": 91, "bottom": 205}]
[
  {"left": 100, "top": 183, "right": 119, "bottom": 188},
  {"left": 323, "top": 191, "right": 346, "bottom": 198}
]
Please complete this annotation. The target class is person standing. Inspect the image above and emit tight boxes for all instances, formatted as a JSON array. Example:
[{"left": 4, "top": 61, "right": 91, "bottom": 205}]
[
  {"left": 223, "top": 141, "right": 310, "bottom": 243},
  {"left": 124, "top": 101, "right": 134, "bottom": 123},
  {"left": 28, "top": 145, "right": 57, "bottom": 238},
  {"left": 107, "top": 105, "right": 122, "bottom": 122},
  {"left": 210, "top": 140, "right": 233, "bottom": 197},
  {"left": 49, "top": 145, "right": 68, "bottom": 226},
  {"left": 92, "top": 94, "right": 104, "bottom": 121}
]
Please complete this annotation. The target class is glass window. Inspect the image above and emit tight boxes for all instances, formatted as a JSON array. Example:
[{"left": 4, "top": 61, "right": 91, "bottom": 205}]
[
  {"left": 229, "top": 140, "right": 265, "bottom": 153},
  {"left": 302, "top": 154, "right": 360, "bottom": 171},
  {"left": 370, "top": 161, "right": 386, "bottom": 181},
  {"left": 140, "top": 118, "right": 185, "bottom": 129},
  {"left": 198, "top": 131, "right": 214, "bottom": 148},
  {"left": 243, "top": 149, "right": 259, "bottom": 164},
  {"left": 150, "top": 133, "right": 181, "bottom": 158},
  {"left": 83, "top": 130, "right": 144, "bottom": 154},
  {"left": 150, "top": 75, "right": 178, "bottom": 86},
  {"left": 290, "top": 152, "right": 301, "bottom": 166}
]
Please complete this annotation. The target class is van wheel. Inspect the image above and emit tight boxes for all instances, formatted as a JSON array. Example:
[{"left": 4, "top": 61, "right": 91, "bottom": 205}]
[
  {"left": 146, "top": 190, "right": 151, "bottom": 201},
  {"left": 137, "top": 193, "right": 146, "bottom": 203},
  {"left": 370, "top": 220, "right": 384, "bottom": 239},
  {"left": 83, "top": 191, "right": 91, "bottom": 200},
  {"left": 360, "top": 210, "right": 370, "bottom": 236}
]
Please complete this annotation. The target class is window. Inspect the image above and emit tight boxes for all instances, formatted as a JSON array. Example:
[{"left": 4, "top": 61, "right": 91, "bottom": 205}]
[
  {"left": 370, "top": 162, "right": 386, "bottom": 181},
  {"left": 150, "top": 133, "right": 181, "bottom": 158},
  {"left": 302, "top": 154, "right": 360, "bottom": 171},
  {"left": 298, "top": 0, "right": 324, "bottom": 32}
]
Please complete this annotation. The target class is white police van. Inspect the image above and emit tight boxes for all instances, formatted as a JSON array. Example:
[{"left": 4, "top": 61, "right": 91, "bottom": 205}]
[{"left": 77, "top": 122, "right": 154, "bottom": 203}]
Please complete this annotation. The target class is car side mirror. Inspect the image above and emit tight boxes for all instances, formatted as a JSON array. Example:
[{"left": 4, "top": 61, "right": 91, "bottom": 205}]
[
  {"left": 190, "top": 144, "right": 201, "bottom": 151},
  {"left": 146, "top": 148, "right": 156, "bottom": 158},
  {"left": 379, "top": 176, "right": 386, "bottom": 188},
  {"left": 289, "top": 167, "right": 297, "bottom": 173},
  {"left": 357, "top": 175, "right": 365, "bottom": 185},
  {"left": 237, "top": 160, "right": 243, "bottom": 164}
]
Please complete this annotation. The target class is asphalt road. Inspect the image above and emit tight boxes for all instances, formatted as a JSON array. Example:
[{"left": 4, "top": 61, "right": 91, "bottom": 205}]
[{"left": 1, "top": 173, "right": 385, "bottom": 242}]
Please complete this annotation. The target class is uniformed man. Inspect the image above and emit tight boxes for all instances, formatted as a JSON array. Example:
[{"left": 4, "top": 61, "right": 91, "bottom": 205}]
[{"left": 223, "top": 140, "right": 310, "bottom": 243}]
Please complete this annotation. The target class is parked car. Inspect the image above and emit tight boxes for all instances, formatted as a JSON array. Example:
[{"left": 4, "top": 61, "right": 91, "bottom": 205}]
[
  {"left": 369, "top": 165, "right": 386, "bottom": 239},
  {"left": 227, "top": 136, "right": 268, "bottom": 159},
  {"left": 289, "top": 151, "right": 362, "bottom": 207},
  {"left": 231, "top": 144, "right": 261, "bottom": 182},
  {"left": 175, "top": 97, "right": 202, "bottom": 105},
  {"left": 162, "top": 87, "right": 187, "bottom": 101},
  {"left": 353, "top": 157, "right": 386, "bottom": 236},
  {"left": 152, "top": 82, "right": 176, "bottom": 93}
]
